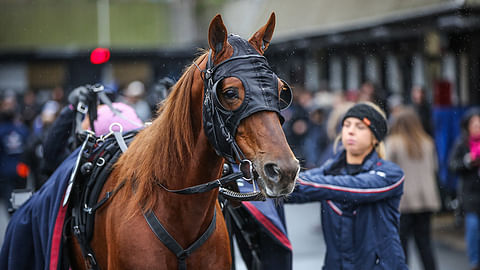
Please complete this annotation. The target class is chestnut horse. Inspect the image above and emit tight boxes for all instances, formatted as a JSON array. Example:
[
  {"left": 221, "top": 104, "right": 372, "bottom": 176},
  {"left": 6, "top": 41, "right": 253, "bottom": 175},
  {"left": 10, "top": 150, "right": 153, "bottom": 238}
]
[{"left": 69, "top": 13, "right": 299, "bottom": 270}]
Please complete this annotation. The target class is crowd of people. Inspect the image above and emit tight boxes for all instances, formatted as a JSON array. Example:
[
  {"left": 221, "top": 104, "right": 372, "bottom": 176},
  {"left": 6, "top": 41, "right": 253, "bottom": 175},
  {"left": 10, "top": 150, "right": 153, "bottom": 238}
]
[
  {"left": 282, "top": 81, "right": 479, "bottom": 270},
  {"left": 0, "top": 77, "right": 479, "bottom": 269}
]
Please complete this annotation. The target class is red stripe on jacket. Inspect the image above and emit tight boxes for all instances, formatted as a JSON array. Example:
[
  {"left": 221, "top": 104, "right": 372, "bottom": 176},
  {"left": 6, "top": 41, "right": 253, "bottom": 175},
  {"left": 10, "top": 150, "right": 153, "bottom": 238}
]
[{"left": 297, "top": 176, "right": 405, "bottom": 194}]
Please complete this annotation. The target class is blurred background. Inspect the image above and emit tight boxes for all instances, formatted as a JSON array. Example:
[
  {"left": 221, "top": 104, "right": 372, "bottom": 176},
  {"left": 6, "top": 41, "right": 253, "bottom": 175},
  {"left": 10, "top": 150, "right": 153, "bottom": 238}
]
[{"left": 1, "top": 0, "right": 480, "bottom": 269}]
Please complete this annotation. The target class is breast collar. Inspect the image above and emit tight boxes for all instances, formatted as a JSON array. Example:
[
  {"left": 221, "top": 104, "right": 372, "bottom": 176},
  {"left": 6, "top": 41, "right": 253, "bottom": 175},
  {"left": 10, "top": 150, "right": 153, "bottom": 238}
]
[{"left": 200, "top": 34, "right": 292, "bottom": 164}]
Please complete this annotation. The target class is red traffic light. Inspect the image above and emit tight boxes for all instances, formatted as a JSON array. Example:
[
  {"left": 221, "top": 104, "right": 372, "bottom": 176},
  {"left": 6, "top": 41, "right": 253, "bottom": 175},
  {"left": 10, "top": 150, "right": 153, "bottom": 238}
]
[{"left": 90, "top": 48, "right": 110, "bottom": 64}]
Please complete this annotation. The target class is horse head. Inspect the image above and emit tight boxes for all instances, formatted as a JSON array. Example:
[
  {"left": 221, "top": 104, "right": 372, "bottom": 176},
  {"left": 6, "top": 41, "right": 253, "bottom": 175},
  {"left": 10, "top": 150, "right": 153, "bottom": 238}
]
[{"left": 202, "top": 13, "right": 300, "bottom": 198}]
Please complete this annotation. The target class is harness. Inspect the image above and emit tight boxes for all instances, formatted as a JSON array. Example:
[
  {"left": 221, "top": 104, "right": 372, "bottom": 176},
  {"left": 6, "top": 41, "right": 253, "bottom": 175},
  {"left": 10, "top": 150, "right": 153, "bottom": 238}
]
[
  {"left": 143, "top": 210, "right": 217, "bottom": 270},
  {"left": 63, "top": 84, "right": 145, "bottom": 270},
  {"left": 69, "top": 128, "right": 138, "bottom": 270},
  {"left": 68, "top": 35, "right": 293, "bottom": 270}
]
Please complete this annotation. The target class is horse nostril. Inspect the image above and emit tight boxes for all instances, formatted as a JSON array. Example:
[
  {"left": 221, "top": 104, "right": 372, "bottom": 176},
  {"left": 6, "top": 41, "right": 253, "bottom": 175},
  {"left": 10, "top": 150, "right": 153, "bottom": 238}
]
[{"left": 264, "top": 163, "right": 281, "bottom": 183}]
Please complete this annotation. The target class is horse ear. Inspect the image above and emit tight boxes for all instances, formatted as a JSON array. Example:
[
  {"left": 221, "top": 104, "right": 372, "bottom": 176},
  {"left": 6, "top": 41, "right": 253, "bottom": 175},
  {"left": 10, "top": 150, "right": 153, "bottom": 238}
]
[
  {"left": 208, "top": 14, "right": 228, "bottom": 55},
  {"left": 249, "top": 12, "right": 276, "bottom": 54}
]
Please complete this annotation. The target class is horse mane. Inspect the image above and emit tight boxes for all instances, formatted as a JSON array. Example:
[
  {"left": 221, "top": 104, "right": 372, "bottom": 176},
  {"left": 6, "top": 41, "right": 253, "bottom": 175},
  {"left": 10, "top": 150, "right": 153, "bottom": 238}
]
[{"left": 113, "top": 52, "right": 208, "bottom": 217}]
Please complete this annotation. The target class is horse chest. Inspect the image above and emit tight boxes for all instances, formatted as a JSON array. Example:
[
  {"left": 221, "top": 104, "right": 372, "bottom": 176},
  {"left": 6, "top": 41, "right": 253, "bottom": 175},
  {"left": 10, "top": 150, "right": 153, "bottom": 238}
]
[{"left": 105, "top": 208, "right": 232, "bottom": 270}]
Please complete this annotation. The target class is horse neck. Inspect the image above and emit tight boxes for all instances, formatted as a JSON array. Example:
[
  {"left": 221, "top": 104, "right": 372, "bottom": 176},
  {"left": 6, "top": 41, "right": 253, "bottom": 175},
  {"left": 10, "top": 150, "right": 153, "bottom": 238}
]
[
  {"left": 114, "top": 56, "right": 224, "bottom": 244},
  {"left": 151, "top": 69, "right": 223, "bottom": 241},
  {"left": 153, "top": 63, "right": 224, "bottom": 193}
]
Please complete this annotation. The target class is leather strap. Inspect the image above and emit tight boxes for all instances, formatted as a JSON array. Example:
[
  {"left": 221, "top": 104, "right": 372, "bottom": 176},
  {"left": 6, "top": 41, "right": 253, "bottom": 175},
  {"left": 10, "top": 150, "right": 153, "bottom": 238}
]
[
  {"left": 143, "top": 209, "right": 217, "bottom": 270},
  {"left": 97, "top": 91, "right": 143, "bottom": 128},
  {"left": 113, "top": 130, "right": 128, "bottom": 153},
  {"left": 156, "top": 172, "right": 242, "bottom": 195}
]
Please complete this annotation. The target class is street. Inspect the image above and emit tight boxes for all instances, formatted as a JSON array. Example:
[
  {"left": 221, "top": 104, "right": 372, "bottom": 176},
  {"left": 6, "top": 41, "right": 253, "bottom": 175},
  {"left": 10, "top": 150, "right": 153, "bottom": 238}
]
[{"left": 236, "top": 202, "right": 470, "bottom": 270}]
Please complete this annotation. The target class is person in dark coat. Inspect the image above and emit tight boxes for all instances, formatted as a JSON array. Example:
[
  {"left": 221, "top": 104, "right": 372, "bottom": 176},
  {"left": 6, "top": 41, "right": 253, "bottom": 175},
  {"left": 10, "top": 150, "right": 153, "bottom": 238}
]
[
  {"left": 42, "top": 86, "right": 94, "bottom": 175},
  {"left": 22, "top": 100, "right": 60, "bottom": 189},
  {"left": 0, "top": 92, "right": 29, "bottom": 207},
  {"left": 303, "top": 106, "right": 329, "bottom": 169},
  {"left": 411, "top": 85, "right": 434, "bottom": 136},
  {"left": 449, "top": 107, "right": 480, "bottom": 270},
  {"left": 287, "top": 102, "right": 407, "bottom": 270}
]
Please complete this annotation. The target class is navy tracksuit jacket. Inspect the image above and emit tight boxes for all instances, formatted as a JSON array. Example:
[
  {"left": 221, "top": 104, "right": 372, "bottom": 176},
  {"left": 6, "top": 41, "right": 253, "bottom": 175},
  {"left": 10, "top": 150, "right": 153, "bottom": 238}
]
[{"left": 288, "top": 150, "right": 408, "bottom": 270}]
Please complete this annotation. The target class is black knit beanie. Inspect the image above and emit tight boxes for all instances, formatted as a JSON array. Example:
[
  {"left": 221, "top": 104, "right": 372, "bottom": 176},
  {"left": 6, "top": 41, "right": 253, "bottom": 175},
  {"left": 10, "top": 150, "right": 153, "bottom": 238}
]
[{"left": 342, "top": 103, "right": 388, "bottom": 141}]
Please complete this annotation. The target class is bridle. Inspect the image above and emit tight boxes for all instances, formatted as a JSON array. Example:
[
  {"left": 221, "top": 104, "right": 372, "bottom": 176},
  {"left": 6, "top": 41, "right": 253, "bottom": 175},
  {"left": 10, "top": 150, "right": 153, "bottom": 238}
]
[{"left": 157, "top": 34, "right": 292, "bottom": 200}]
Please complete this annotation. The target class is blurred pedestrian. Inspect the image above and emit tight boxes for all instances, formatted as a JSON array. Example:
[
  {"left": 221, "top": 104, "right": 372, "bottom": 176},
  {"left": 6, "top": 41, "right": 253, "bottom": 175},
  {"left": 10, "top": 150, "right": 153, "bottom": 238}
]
[
  {"left": 386, "top": 107, "right": 441, "bottom": 270},
  {"left": 19, "top": 90, "right": 39, "bottom": 129},
  {"left": 449, "top": 107, "right": 480, "bottom": 270},
  {"left": 51, "top": 86, "right": 65, "bottom": 107},
  {"left": 22, "top": 100, "right": 61, "bottom": 189},
  {"left": 285, "top": 113, "right": 310, "bottom": 166},
  {"left": 31, "top": 100, "right": 60, "bottom": 136},
  {"left": 0, "top": 91, "right": 29, "bottom": 205},
  {"left": 281, "top": 85, "right": 312, "bottom": 125},
  {"left": 411, "top": 85, "right": 434, "bottom": 136},
  {"left": 283, "top": 86, "right": 312, "bottom": 167},
  {"left": 147, "top": 77, "right": 175, "bottom": 115},
  {"left": 303, "top": 105, "right": 329, "bottom": 169},
  {"left": 387, "top": 94, "right": 405, "bottom": 121},
  {"left": 358, "top": 81, "right": 388, "bottom": 114},
  {"left": 118, "top": 80, "right": 152, "bottom": 122},
  {"left": 287, "top": 102, "right": 407, "bottom": 270}
]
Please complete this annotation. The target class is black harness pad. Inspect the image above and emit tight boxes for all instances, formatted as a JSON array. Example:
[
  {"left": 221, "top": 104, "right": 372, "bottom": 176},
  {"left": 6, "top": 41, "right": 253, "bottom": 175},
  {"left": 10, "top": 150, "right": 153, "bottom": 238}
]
[{"left": 70, "top": 130, "right": 138, "bottom": 269}]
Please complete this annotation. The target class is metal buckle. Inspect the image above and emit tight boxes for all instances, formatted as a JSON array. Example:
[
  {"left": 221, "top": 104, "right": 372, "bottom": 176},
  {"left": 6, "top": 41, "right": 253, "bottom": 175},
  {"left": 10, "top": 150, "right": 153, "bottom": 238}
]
[
  {"left": 84, "top": 129, "right": 96, "bottom": 137},
  {"left": 240, "top": 159, "right": 253, "bottom": 182},
  {"left": 77, "top": 102, "right": 88, "bottom": 114},
  {"left": 73, "top": 225, "right": 80, "bottom": 235},
  {"left": 86, "top": 253, "right": 97, "bottom": 266},
  {"left": 96, "top": 123, "right": 122, "bottom": 143},
  {"left": 83, "top": 204, "right": 93, "bottom": 214},
  {"left": 205, "top": 69, "right": 213, "bottom": 79},
  {"left": 96, "top": 157, "right": 105, "bottom": 167},
  {"left": 91, "top": 84, "right": 104, "bottom": 93},
  {"left": 109, "top": 122, "right": 123, "bottom": 133}
]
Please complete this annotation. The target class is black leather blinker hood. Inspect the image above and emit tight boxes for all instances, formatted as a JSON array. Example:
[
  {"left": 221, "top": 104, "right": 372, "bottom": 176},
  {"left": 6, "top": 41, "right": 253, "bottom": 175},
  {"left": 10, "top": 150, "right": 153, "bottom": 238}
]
[{"left": 202, "top": 34, "right": 292, "bottom": 163}]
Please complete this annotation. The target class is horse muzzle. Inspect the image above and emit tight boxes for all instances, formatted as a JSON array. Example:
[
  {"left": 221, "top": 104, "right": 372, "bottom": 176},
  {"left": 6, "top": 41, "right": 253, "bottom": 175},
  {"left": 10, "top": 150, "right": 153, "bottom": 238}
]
[{"left": 255, "top": 157, "right": 300, "bottom": 197}]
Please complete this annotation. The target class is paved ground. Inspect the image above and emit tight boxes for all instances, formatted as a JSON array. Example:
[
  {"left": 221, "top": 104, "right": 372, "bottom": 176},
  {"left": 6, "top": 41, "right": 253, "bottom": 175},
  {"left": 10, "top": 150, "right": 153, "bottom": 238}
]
[{"left": 235, "top": 203, "right": 471, "bottom": 270}]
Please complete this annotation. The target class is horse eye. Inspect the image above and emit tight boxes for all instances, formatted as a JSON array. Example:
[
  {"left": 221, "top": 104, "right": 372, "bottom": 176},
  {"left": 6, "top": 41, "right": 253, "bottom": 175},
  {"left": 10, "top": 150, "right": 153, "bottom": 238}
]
[{"left": 223, "top": 88, "right": 239, "bottom": 99}]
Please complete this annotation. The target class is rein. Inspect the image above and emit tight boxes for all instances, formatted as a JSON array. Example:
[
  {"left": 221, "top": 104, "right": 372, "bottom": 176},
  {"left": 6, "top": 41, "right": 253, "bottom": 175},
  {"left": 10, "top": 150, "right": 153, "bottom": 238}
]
[
  {"left": 156, "top": 172, "right": 242, "bottom": 195},
  {"left": 156, "top": 159, "right": 266, "bottom": 201}
]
